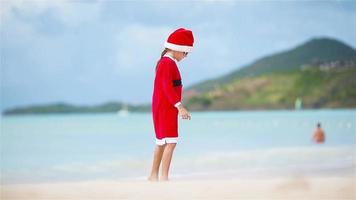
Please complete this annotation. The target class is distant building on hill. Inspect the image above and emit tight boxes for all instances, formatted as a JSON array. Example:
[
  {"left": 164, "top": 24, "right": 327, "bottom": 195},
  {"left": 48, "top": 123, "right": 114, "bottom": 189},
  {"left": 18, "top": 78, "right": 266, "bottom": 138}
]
[{"left": 301, "top": 60, "right": 355, "bottom": 71}]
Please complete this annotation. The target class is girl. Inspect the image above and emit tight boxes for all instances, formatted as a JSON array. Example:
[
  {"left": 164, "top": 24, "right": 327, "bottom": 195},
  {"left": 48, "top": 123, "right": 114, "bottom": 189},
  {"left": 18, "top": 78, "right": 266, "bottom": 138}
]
[{"left": 149, "top": 28, "right": 194, "bottom": 181}]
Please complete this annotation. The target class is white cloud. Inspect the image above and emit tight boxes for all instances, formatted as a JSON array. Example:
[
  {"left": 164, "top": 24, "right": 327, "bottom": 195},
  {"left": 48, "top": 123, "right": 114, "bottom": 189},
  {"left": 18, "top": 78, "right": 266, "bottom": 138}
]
[
  {"left": 0, "top": 0, "right": 103, "bottom": 27},
  {"left": 114, "top": 24, "right": 172, "bottom": 74}
]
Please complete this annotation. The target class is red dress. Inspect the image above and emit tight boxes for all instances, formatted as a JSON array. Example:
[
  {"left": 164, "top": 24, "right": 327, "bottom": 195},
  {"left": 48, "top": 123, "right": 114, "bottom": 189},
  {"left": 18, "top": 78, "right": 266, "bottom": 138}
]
[{"left": 152, "top": 55, "right": 182, "bottom": 145}]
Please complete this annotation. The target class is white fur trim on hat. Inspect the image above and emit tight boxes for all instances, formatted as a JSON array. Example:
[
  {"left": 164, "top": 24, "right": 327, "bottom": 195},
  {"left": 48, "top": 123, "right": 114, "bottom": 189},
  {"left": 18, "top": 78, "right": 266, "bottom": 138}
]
[{"left": 164, "top": 41, "right": 193, "bottom": 53}]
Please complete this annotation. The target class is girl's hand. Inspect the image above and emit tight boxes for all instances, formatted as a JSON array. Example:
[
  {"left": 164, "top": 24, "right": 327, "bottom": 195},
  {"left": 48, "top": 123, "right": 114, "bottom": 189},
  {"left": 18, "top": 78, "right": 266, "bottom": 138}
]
[{"left": 177, "top": 105, "right": 191, "bottom": 120}]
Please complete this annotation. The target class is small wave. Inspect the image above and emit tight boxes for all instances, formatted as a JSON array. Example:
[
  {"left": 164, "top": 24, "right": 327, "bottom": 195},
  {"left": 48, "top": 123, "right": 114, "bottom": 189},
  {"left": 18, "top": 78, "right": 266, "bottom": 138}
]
[{"left": 2, "top": 146, "right": 354, "bottom": 184}]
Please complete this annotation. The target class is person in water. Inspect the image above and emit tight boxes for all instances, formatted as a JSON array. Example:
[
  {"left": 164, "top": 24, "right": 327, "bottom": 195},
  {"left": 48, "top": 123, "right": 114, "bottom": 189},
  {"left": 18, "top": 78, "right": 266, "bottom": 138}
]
[{"left": 313, "top": 122, "right": 325, "bottom": 143}]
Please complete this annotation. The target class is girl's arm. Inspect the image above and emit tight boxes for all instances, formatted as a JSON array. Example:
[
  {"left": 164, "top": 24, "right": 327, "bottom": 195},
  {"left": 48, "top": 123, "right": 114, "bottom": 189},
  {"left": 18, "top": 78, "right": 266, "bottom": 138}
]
[
  {"left": 160, "top": 62, "right": 181, "bottom": 106},
  {"left": 177, "top": 104, "right": 191, "bottom": 120}
]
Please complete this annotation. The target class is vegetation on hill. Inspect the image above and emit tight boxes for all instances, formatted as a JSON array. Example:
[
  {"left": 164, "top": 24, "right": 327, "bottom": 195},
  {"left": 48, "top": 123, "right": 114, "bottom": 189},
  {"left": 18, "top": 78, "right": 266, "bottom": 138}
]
[{"left": 185, "top": 67, "right": 356, "bottom": 110}]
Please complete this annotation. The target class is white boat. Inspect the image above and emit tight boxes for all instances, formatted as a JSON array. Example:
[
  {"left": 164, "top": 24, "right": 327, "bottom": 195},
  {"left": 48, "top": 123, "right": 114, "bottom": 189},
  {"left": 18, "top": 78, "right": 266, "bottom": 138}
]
[{"left": 117, "top": 105, "right": 129, "bottom": 116}]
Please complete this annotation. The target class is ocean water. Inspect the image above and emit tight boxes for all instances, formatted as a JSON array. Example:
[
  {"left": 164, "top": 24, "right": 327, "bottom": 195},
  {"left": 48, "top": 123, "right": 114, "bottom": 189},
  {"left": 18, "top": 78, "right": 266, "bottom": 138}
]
[{"left": 1, "top": 110, "right": 355, "bottom": 184}]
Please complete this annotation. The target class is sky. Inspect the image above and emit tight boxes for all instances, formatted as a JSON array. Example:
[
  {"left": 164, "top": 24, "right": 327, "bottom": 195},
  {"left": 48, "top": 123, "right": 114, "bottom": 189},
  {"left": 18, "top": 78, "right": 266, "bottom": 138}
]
[{"left": 1, "top": 0, "right": 355, "bottom": 111}]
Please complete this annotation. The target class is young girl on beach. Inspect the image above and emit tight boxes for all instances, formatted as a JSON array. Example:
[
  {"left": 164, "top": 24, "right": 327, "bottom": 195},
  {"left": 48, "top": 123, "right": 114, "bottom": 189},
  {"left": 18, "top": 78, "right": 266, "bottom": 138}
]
[{"left": 149, "top": 28, "right": 194, "bottom": 181}]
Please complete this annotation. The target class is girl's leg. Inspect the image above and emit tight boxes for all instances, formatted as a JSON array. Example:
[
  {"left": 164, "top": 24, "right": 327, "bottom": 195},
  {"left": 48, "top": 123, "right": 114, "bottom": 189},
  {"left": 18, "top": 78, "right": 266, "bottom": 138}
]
[
  {"left": 148, "top": 144, "right": 166, "bottom": 181},
  {"left": 160, "top": 143, "right": 176, "bottom": 181}
]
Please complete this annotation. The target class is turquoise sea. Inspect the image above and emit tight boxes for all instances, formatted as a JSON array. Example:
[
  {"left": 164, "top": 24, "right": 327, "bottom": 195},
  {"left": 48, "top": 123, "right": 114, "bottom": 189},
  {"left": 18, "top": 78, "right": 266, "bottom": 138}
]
[{"left": 1, "top": 110, "right": 355, "bottom": 184}]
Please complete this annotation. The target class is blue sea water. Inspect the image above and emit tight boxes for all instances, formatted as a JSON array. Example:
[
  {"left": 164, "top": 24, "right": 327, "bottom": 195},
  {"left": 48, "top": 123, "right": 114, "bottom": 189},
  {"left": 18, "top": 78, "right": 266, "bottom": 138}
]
[{"left": 1, "top": 110, "right": 355, "bottom": 184}]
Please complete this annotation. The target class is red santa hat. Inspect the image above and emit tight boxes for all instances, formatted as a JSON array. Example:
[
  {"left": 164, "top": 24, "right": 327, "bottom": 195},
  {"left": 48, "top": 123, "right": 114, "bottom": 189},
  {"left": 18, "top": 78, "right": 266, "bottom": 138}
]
[{"left": 164, "top": 28, "right": 194, "bottom": 53}]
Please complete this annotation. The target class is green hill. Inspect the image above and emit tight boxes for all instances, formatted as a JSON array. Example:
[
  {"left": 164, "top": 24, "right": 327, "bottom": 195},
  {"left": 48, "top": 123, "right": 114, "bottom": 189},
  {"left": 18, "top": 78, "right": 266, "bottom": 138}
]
[{"left": 185, "top": 37, "right": 356, "bottom": 110}]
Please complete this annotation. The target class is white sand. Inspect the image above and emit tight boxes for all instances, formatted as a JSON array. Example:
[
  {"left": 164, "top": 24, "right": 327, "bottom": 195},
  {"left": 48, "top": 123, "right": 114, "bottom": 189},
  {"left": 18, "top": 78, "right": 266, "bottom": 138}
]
[{"left": 1, "top": 176, "right": 354, "bottom": 200}]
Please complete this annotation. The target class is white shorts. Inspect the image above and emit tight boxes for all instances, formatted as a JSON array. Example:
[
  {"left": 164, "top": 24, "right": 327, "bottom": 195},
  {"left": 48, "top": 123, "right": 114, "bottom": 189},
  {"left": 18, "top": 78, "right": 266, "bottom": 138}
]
[{"left": 155, "top": 137, "right": 178, "bottom": 146}]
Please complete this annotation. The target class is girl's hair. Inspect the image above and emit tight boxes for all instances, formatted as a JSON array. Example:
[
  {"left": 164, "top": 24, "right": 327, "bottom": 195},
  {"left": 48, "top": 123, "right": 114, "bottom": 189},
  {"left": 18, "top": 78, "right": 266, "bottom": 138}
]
[{"left": 155, "top": 48, "right": 168, "bottom": 72}]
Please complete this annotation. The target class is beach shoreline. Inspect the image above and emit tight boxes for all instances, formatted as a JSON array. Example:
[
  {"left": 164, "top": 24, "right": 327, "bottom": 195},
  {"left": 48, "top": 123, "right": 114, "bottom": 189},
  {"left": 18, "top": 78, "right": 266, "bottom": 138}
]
[{"left": 1, "top": 176, "right": 354, "bottom": 200}]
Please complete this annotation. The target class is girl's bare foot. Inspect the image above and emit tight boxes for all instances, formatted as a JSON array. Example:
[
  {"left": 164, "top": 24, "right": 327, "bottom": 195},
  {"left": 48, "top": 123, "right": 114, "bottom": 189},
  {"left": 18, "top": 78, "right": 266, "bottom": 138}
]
[
  {"left": 148, "top": 176, "right": 158, "bottom": 182},
  {"left": 160, "top": 176, "right": 169, "bottom": 181}
]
